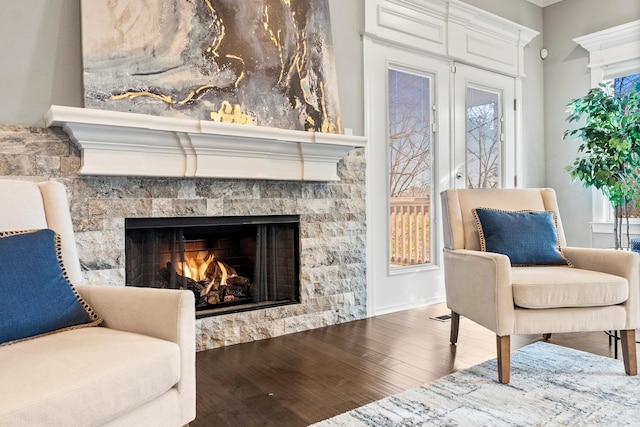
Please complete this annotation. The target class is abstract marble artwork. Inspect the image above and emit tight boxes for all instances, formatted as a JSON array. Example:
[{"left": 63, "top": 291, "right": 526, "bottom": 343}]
[{"left": 80, "top": 0, "right": 342, "bottom": 133}]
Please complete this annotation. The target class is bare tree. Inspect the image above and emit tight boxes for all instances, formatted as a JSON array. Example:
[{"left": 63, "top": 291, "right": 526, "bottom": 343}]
[
  {"left": 466, "top": 102, "right": 500, "bottom": 188},
  {"left": 388, "top": 70, "right": 432, "bottom": 197}
]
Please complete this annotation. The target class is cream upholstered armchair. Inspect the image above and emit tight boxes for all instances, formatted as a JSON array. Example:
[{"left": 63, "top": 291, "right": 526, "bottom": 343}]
[
  {"left": 0, "top": 179, "right": 196, "bottom": 426},
  {"left": 441, "top": 188, "right": 639, "bottom": 384}
]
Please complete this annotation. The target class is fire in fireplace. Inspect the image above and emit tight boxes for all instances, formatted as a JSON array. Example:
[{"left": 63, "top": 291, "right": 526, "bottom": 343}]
[{"left": 125, "top": 215, "right": 300, "bottom": 318}]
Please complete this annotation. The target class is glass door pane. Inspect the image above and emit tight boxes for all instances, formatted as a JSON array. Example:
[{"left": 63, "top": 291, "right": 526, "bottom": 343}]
[
  {"left": 453, "top": 64, "right": 514, "bottom": 190},
  {"left": 466, "top": 86, "right": 501, "bottom": 188},
  {"left": 388, "top": 68, "right": 433, "bottom": 268}
]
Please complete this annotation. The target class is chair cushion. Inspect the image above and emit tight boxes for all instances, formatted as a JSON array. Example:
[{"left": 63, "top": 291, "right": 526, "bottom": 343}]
[
  {"left": 472, "top": 208, "right": 570, "bottom": 266},
  {"left": 512, "top": 266, "right": 629, "bottom": 309},
  {"left": 0, "top": 327, "right": 180, "bottom": 426},
  {"left": 0, "top": 229, "right": 101, "bottom": 346}
]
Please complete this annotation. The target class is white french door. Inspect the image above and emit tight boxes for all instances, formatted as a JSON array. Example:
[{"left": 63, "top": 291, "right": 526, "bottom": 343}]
[
  {"left": 453, "top": 63, "right": 516, "bottom": 189},
  {"left": 365, "top": 41, "right": 450, "bottom": 315},
  {"left": 365, "top": 48, "right": 519, "bottom": 315}
]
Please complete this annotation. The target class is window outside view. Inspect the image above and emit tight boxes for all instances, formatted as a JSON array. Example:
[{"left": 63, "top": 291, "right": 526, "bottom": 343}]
[
  {"left": 466, "top": 86, "right": 501, "bottom": 189},
  {"left": 388, "top": 68, "right": 432, "bottom": 268},
  {"left": 614, "top": 73, "right": 640, "bottom": 218}
]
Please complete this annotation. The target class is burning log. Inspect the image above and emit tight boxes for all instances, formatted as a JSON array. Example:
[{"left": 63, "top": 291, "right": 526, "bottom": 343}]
[
  {"left": 161, "top": 251, "right": 252, "bottom": 306},
  {"left": 160, "top": 263, "right": 205, "bottom": 301}
]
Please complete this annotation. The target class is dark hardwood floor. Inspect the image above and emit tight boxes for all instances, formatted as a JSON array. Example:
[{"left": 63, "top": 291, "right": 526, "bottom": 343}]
[{"left": 193, "top": 303, "right": 626, "bottom": 426}]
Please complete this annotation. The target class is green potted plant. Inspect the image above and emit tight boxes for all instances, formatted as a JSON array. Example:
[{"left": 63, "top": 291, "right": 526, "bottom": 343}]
[{"left": 564, "top": 81, "right": 640, "bottom": 249}]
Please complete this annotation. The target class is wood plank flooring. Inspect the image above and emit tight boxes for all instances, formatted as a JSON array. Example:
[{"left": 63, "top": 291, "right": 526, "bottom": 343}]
[{"left": 193, "top": 303, "right": 625, "bottom": 426}]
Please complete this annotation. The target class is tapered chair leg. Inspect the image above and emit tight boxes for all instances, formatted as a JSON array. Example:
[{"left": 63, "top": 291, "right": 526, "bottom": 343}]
[
  {"left": 450, "top": 311, "right": 460, "bottom": 345},
  {"left": 620, "top": 329, "right": 638, "bottom": 376},
  {"left": 497, "top": 335, "right": 510, "bottom": 384}
]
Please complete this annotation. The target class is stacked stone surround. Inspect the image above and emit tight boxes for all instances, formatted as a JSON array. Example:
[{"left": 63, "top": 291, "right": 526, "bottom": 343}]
[{"left": 0, "top": 124, "right": 367, "bottom": 350}]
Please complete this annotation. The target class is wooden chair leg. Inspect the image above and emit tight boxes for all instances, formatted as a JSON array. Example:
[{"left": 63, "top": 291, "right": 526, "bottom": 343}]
[
  {"left": 620, "top": 329, "right": 638, "bottom": 376},
  {"left": 450, "top": 311, "right": 460, "bottom": 345},
  {"left": 497, "top": 335, "right": 510, "bottom": 384}
]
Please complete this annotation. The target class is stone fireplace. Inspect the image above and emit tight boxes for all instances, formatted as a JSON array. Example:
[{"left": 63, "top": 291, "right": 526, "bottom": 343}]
[{"left": 0, "top": 112, "right": 367, "bottom": 350}]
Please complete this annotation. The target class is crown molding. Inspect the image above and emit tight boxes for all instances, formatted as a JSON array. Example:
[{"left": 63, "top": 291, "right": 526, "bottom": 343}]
[
  {"left": 574, "top": 19, "right": 640, "bottom": 84},
  {"left": 524, "top": 0, "right": 564, "bottom": 7}
]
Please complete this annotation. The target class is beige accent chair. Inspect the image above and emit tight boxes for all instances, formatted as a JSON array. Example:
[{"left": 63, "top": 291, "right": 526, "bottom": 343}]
[
  {"left": 0, "top": 180, "right": 196, "bottom": 426},
  {"left": 441, "top": 188, "right": 639, "bottom": 384}
]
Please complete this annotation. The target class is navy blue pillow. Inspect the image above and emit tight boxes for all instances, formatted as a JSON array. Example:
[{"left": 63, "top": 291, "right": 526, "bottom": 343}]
[
  {"left": 0, "top": 229, "right": 101, "bottom": 346},
  {"left": 472, "top": 208, "right": 570, "bottom": 266}
]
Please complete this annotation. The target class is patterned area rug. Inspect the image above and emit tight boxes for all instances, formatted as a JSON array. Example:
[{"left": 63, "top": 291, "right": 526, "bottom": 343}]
[{"left": 311, "top": 342, "right": 640, "bottom": 426}]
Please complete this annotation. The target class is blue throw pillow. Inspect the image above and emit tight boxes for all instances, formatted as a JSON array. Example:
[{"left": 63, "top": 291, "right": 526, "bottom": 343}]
[
  {"left": 472, "top": 208, "right": 570, "bottom": 266},
  {"left": 0, "top": 229, "right": 101, "bottom": 346}
]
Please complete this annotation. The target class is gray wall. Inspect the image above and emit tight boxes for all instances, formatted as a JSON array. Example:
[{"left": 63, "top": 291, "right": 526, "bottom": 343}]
[
  {"left": 542, "top": 0, "right": 640, "bottom": 246},
  {"left": 0, "top": 1, "right": 83, "bottom": 125},
  {"left": 0, "top": 0, "right": 365, "bottom": 135}
]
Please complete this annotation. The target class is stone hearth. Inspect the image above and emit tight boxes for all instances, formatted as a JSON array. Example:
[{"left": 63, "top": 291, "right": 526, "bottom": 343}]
[{"left": 0, "top": 124, "right": 367, "bottom": 350}]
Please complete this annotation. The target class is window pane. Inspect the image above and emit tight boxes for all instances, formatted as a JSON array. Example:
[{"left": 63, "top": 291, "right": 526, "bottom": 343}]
[
  {"left": 466, "top": 87, "right": 500, "bottom": 188},
  {"left": 615, "top": 73, "right": 640, "bottom": 218},
  {"left": 614, "top": 73, "right": 640, "bottom": 96},
  {"left": 388, "top": 68, "right": 432, "bottom": 268}
]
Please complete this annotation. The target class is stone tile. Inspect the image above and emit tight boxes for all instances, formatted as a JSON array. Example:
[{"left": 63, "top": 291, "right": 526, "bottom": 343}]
[
  {"left": 152, "top": 199, "right": 173, "bottom": 216},
  {"left": 261, "top": 181, "right": 303, "bottom": 199},
  {"left": 0, "top": 155, "right": 35, "bottom": 175},
  {"left": 76, "top": 229, "right": 125, "bottom": 270},
  {"left": 81, "top": 268, "right": 125, "bottom": 287},
  {"left": 206, "top": 199, "right": 224, "bottom": 216},
  {"left": 86, "top": 198, "right": 153, "bottom": 218},
  {"left": 196, "top": 180, "right": 260, "bottom": 199},
  {"left": 296, "top": 198, "right": 335, "bottom": 214},
  {"left": 72, "top": 218, "right": 107, "bottom": 232},
  {"left": 177, "top": 180, "right": 197, "bottom": 198},
  {"left": 170, "top": 199, "right": 207, "bottom": 216},
  {"left": 35, "top": 155, "right": 61, "bottom": 175},
  {"left": 223, "top": 198, "right": 297, "bottom": 216},
  {"left": 61, "top": 156, "right": 81, "bottom": 176}
]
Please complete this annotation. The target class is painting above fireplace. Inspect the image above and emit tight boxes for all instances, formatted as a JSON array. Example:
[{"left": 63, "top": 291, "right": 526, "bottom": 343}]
[
  {"left": 80, "top": 0, "right": 342, "bottom": 133},
  {"left": 125, "top": 215, "right": 301, "bottom": 318}
]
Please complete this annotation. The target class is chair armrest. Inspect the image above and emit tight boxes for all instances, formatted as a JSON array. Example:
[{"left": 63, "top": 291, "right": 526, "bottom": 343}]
[
  {"left": 75, "top": 285, "right": 196, "bottom": 424},
  {"left": 562, "top": 247, "right": 640, "bottom": 328},
  {"left": 443, "top": 248, "right": 514, "bottom": 335},
  {"left": 562, "top": 247, "right": 638, "bottom": 279}
]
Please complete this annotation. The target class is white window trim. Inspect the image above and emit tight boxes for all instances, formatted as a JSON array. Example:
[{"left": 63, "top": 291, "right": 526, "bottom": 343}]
[{"left": 573, "top": 20, "right": 640, "bottom": 235}]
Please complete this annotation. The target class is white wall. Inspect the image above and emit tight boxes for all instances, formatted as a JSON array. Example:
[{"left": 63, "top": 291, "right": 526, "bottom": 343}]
[{"left": 542, "top": 0, "right": 640, "bottom": 247}]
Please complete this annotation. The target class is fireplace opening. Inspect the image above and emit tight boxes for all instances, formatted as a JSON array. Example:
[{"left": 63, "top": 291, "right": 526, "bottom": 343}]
[{"left": 125, "top": 215, "right": 300, "bottom": 318}]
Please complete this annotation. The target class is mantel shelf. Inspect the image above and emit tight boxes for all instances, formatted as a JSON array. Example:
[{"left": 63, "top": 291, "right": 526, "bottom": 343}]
[{"left": 45, "top": 105, "right": 367, "bottom": 181}]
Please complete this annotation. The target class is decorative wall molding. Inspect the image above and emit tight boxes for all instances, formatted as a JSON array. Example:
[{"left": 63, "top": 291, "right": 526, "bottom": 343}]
[
  {"left": 574, "top": 20, "right": 640, "bottom": 86},
  {"left": 364, "top": 0, "right": 539, "bottom": 77},
  {"left": 45, "top": 105, "right": 367, "bottom": 181}
]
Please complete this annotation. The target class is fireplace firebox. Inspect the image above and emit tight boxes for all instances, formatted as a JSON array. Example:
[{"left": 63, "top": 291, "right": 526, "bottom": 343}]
[{"left": 125, "top": 215, "right": 300, "bottom": 318}]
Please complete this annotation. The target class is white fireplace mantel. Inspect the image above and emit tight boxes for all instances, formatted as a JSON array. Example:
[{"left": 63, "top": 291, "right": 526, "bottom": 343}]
[{"left": 45, "top": 105, "right": 367, "bottom": 181}]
